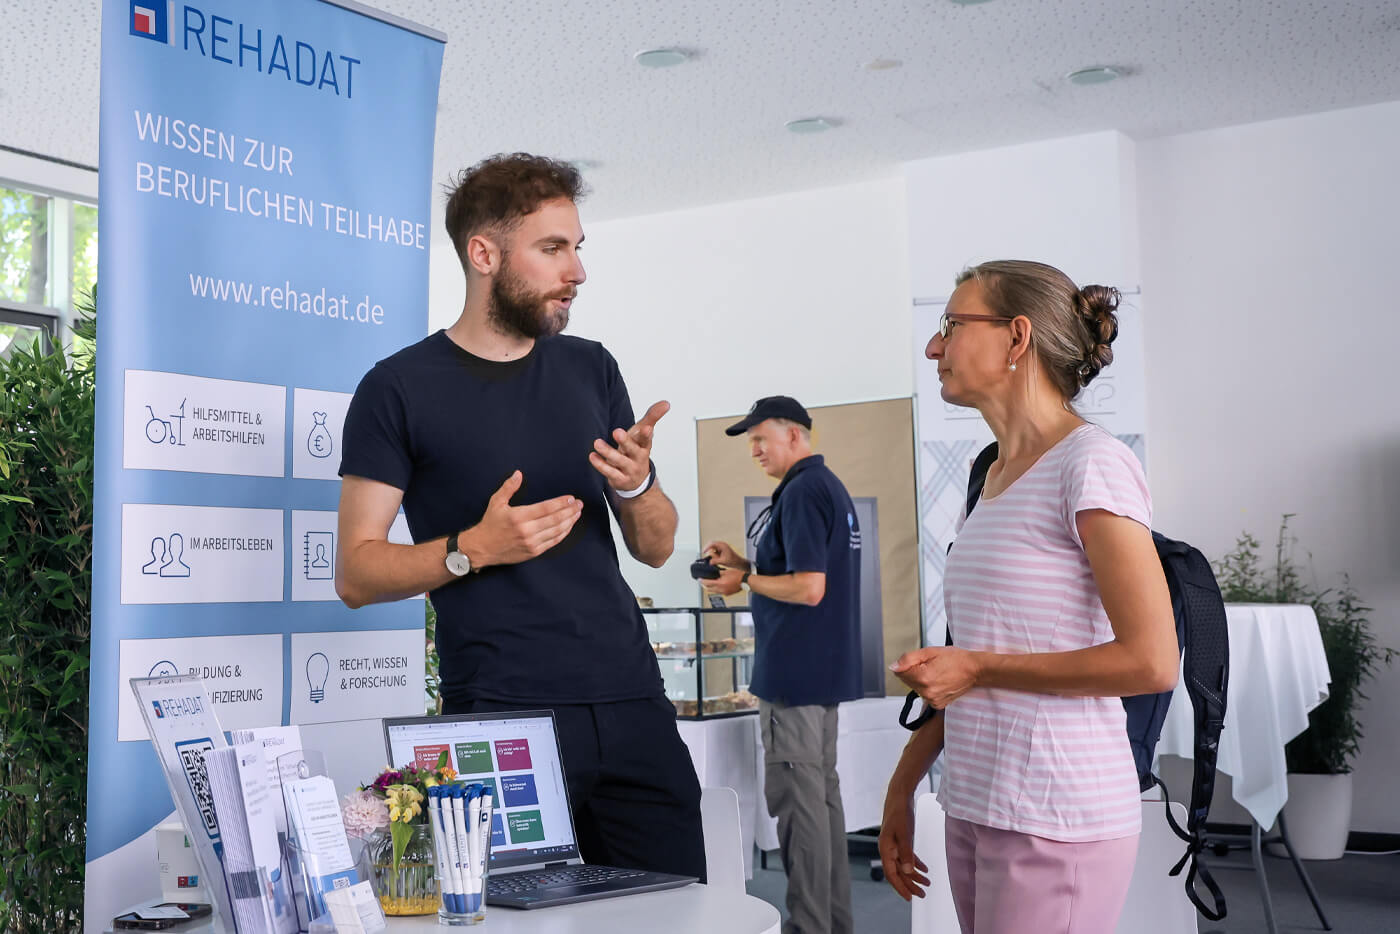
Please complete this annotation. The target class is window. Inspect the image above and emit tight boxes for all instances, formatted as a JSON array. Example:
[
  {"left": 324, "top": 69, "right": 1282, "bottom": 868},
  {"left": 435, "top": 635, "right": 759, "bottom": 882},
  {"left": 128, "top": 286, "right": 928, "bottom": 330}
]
[{"left": 0, "top": 182, "right": 98, "bottom": 352}]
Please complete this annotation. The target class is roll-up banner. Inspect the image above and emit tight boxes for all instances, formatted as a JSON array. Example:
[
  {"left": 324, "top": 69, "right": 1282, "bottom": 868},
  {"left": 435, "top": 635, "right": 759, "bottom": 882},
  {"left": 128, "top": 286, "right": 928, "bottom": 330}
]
[{"left": 89, "top": 1, "right": 444, "bottom": 926}]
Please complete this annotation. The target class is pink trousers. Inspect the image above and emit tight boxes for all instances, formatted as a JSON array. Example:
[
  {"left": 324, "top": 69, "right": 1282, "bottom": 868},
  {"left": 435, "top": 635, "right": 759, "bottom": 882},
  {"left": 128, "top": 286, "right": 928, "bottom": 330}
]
[{"left": 944, "top": 815, "right": 1139, "bottom": 934}]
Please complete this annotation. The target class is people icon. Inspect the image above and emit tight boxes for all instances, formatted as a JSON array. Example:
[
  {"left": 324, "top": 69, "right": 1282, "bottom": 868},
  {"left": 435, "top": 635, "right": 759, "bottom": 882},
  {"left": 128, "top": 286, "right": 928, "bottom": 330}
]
[
  {"left": 311, "top": 543, "right": 330, "bottom": 569},
  {"left": 142, "top": 536, "right": 168, "bottom": 575},
  {"left": 160, "top": 533, "right": 192, "bottom": 578}
]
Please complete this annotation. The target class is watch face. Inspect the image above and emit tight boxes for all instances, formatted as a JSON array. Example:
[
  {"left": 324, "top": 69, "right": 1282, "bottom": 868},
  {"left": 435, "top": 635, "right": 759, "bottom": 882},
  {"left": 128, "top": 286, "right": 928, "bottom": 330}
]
[{"left": 445, "top": 551, "right": 472, "bottom": 576}]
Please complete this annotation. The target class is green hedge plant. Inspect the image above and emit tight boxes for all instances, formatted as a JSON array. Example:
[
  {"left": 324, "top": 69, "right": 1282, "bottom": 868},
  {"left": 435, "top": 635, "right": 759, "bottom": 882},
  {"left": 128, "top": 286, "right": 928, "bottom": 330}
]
[
  {"left": 0, "top": 300, "right": 95, "bottom": 931},
  {"left": 1214, "top": 515, "right": 1395, "bottom": 774}
]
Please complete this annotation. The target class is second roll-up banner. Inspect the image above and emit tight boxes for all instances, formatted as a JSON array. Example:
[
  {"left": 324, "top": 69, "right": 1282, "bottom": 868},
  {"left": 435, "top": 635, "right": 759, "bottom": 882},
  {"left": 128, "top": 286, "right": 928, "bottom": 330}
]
[{"left": 87, "top": 1, "right": 445, "bottom": 928}]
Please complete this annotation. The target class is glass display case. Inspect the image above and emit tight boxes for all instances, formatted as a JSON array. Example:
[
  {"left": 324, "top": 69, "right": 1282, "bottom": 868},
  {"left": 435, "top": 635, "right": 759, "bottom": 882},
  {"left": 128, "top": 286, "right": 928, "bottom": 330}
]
[{"left": 642, "top": 607, "right": 758, "bottom": 719}]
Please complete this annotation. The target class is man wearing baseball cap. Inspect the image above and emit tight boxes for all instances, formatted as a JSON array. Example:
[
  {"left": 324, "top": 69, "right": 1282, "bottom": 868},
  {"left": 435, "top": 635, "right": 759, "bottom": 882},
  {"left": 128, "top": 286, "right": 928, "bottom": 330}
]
[{"left": 703, "top": 396, "right": 862, "bottom": 934}]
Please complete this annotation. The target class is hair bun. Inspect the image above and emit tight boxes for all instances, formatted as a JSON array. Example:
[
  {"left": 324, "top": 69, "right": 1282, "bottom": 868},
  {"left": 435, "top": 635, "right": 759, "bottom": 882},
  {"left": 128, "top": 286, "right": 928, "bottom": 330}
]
[{"left": 1076, "top": 285, "right": 1120, "bottom": 386}]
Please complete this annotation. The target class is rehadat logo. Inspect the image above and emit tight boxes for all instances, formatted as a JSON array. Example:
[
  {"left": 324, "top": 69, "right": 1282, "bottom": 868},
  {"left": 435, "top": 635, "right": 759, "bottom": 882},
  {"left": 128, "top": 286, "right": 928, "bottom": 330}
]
[
  {"left": 130, "top": 3, "right": 363, "bottom": 99},
  {"left": 130, "top": 2, "right": 172, "bottom": 43}
]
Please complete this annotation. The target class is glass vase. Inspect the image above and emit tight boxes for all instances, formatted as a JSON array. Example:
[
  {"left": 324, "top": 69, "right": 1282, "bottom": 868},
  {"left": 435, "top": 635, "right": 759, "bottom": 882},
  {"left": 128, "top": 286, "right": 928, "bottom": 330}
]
[{"left": 361, "top": 824, "right": 439, "bottom": 916}]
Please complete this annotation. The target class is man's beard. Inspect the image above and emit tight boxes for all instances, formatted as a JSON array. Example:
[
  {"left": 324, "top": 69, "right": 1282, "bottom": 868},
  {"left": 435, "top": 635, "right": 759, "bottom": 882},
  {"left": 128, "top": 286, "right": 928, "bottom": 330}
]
[{"left": 488, "top": 257, "right": 574, "bottom": 340}]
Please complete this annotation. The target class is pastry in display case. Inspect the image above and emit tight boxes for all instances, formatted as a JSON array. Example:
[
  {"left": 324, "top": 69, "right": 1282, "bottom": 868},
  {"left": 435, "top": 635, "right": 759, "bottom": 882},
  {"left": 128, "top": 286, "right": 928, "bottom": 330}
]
[{"left": 642, "top": 606, "right": 758, "bottom": 719}]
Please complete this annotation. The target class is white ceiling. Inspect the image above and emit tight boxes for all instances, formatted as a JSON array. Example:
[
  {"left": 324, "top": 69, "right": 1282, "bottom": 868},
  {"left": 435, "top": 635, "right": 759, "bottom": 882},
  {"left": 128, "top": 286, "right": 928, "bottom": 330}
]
[{"left": 4, "top": 0, "right": 1400, "bottom": 220}]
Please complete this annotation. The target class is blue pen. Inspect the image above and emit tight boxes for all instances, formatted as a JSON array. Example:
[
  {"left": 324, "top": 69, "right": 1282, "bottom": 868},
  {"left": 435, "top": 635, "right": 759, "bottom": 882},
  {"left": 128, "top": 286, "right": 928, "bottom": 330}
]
[
  {"left": 464, "top": 784, "right": 483, "bottom": 912},
  {"left": 449, "top": 784, "right": 472, "bottom": 914},
  {"left": 477, "top": 789, "right": 494, "bottom": 894}
]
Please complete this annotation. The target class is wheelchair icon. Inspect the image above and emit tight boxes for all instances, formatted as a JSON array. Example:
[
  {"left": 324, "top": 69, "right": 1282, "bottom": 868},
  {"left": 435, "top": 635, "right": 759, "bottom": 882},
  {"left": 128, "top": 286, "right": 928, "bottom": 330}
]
[{"left": 144, "top": 399, "right": 187, "bottom": 446}]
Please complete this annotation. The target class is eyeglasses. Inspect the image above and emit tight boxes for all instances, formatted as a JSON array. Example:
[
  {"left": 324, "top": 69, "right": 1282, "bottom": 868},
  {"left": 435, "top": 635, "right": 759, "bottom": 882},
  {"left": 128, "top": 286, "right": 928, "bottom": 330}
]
[{"left": 937, "top": 312, "right": 1011, "bottom": 341}]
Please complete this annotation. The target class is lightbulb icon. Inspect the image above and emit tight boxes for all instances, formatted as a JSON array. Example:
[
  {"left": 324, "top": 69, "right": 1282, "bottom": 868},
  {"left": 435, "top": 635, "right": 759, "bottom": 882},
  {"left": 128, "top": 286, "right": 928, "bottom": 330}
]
[{"left": 306, "top": 652, "right": 330, "bottom": 703}]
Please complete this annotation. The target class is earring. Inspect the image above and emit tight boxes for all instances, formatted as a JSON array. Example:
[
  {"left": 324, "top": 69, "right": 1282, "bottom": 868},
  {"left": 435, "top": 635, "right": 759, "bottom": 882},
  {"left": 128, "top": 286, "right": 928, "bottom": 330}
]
[{"left": 1009, "top": 361, "right": 1017, "bottom": 372}]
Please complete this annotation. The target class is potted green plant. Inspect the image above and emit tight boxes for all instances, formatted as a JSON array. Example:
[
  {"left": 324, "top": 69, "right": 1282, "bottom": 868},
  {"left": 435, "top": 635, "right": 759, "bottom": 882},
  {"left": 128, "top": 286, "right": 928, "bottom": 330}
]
[
  {"left": 0, "top": 297, "right": 95, "bottom": 932},
  {"left": 1215, "top": 515, "right": 1395, "bottom": 859}
]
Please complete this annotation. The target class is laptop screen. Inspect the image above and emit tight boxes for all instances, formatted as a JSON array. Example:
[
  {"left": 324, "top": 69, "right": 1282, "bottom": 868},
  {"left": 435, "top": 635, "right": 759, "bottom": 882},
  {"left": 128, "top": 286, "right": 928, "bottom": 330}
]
[{"left": 382, "top": 710, "right": 580, "bottom": 871}]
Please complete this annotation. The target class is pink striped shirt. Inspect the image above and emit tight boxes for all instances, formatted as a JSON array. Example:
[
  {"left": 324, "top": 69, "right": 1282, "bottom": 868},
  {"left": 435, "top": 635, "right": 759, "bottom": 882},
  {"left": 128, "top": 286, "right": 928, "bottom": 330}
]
[{"left": 937, "top": 424, "right": 1150, "bottom": 842}]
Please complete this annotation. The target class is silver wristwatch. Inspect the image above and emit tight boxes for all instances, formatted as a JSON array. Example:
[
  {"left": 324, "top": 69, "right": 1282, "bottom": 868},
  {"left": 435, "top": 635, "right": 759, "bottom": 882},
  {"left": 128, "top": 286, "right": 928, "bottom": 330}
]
[{"left": 445, "top": 531, "right": 472, "bottom": 576}]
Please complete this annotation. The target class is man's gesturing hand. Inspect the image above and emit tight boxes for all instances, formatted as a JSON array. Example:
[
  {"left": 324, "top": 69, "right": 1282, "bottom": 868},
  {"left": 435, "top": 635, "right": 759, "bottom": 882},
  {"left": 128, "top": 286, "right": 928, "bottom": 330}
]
[
  {"left": 590, "top": 400, "right": 669, "bottom": 492},
  {"left": 470, "top": 471, "right": 583, "bottom": 567}
]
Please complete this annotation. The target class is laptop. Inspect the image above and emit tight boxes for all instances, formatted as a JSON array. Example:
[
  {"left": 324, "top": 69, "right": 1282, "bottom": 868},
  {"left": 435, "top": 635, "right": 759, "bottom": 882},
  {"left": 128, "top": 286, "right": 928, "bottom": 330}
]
[{"left": 382, "top": 710, "right": 697, "bottom": 908}]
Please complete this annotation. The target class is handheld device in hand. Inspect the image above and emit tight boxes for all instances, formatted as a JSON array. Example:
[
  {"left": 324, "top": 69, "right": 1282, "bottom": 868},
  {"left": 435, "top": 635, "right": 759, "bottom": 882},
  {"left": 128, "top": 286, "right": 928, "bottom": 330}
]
[
  {"left": 689, "top": 555, "right": 721, "bottom": 580},
  {"left": 113, "top": 904, "right": 212, "bottom": 930}
]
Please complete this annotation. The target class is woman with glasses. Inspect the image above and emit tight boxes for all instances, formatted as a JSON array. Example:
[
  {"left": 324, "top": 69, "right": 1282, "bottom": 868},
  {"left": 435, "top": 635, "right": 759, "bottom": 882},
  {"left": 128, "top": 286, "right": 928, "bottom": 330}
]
[{"left": 878, "top": 260, "right": 1178, "bottom": 934}]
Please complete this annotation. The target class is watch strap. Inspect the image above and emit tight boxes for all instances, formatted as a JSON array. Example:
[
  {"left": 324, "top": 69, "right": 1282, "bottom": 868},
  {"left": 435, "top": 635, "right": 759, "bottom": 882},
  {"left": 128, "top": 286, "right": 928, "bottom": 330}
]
[{"left": 615, "top": 459, "right": 657, "bottom": 500}]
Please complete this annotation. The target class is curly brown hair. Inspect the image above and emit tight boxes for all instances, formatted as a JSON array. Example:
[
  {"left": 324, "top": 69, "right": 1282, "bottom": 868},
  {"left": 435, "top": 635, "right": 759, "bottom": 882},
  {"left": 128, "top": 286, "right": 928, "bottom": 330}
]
[{"left": 444, "top": 153, "right": 589, "bottom": 270}]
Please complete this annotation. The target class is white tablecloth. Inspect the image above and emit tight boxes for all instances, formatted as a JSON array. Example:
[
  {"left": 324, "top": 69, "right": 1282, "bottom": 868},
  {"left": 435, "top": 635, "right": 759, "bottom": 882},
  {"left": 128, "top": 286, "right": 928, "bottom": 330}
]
[
  {"left": 1157, "top": 603, "right": 1331, "bottom": 829},
  {"left": 679, "top": 697, "right": 911, "bottom": 865},
  {"left": 677, "top": 715, "right": 763, "bottom": 877}
]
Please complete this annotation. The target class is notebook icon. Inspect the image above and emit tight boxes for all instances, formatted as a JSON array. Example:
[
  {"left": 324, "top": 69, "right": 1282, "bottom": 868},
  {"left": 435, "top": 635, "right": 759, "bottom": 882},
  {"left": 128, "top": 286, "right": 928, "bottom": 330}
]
[{"left": 381, "top": 710, "right": 697, "bottom": 909}]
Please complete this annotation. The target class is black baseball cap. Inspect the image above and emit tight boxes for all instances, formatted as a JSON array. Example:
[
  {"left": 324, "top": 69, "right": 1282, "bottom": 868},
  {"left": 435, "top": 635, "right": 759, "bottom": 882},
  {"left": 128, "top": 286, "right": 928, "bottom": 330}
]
[{"left": 725, "top": 396, "right": 812, "bottom": 436}]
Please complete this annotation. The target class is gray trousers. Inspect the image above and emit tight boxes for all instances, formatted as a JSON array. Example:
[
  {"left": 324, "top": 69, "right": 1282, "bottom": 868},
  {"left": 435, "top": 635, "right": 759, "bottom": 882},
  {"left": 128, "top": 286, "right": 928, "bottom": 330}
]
[{"left": 760, "top": 700, "right": 853, "bottom": 934}]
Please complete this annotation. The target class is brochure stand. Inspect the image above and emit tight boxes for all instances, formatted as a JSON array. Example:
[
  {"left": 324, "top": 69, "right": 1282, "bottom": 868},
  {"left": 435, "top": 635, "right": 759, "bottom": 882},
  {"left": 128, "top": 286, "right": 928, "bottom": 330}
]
[
  {"left": 131, "top": 675, "right": 236, "bottom": 934},
  {"left": 275, "top": 749, "right": 360, "bottom": 933}
]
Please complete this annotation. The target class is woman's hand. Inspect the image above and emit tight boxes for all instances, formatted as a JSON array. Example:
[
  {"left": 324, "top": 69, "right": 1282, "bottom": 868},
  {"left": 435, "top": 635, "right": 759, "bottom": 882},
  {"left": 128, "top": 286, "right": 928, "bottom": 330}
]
[
  {"left": 878, "top": 781, "right": 929, "bottom": 900},
  {"left": 890, "top": 646, "right": 983, "bottom": 709}
]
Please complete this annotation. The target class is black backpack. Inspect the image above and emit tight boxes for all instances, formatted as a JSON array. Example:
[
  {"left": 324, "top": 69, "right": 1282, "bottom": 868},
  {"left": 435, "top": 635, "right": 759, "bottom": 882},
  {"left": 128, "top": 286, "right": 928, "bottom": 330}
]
[{"left": 899, "top": 441, "right": 1230, "bottom": 920}]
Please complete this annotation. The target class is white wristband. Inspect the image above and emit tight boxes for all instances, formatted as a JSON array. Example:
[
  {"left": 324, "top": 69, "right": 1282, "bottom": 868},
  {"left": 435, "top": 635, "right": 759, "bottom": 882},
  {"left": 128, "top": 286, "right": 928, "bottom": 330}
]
[{"left": 615, "top": 460, "right": 657, "bottom": 499}]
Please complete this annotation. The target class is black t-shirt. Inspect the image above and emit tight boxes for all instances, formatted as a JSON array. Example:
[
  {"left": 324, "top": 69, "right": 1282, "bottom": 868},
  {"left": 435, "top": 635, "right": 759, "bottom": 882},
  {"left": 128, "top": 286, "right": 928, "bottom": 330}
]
[
  {"left": 748, "top": 455, "right": 863, "bottom": 706},
  {"left": 339, "top": 331, "right": 662, "bottom": 705}
]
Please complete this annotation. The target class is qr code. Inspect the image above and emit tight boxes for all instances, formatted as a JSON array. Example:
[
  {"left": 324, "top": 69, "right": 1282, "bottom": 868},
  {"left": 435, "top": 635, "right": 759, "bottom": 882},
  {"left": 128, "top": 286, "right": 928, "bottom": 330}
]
[
  {"left": 175, "top": 738, "right": 219, "bottom": 839},
  {"left": 332, "top": 876, "right": 351, "bottom": 890}
]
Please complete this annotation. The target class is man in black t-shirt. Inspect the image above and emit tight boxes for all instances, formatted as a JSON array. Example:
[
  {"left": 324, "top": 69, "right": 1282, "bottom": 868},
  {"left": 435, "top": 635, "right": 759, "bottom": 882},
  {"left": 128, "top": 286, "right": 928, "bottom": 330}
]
[
  {"left": 703, "top": 395, "right": 861, "bottom": 934},
  {"left": 336, "top": 153, "right": 704, "bottom": 880}
]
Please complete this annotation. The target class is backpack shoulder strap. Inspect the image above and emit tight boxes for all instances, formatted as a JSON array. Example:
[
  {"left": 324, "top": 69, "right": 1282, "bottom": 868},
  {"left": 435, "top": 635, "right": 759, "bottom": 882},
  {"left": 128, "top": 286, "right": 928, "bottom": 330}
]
[
  {"left": 901, "top": 443, "right": 998, "bottom": 732},
  {"left": 1152, "top": 533, "right": 1231, "bottom": 921},
  {"left": 965, "top": 442, "right": 999, "bottom": 519}
]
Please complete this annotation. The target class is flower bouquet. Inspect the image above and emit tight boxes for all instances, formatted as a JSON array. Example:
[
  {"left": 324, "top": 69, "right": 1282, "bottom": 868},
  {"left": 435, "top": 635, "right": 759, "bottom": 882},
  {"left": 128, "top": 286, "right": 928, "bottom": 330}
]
[{"left": 342, "top": 753, "right": 458, "bottom": 915}]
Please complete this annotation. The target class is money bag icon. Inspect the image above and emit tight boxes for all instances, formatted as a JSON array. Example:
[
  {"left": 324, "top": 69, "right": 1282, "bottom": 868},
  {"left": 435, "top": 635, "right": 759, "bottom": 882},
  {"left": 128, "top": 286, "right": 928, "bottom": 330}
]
[{"left": 308, "top": 411, "right": 333, "bottom": 459}]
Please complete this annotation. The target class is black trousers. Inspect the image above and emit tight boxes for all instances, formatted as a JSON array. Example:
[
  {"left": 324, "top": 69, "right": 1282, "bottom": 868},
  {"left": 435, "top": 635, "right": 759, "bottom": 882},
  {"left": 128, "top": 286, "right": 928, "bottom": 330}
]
[{"left": 443, "top": 694, "right": 706, "bottom": 883}]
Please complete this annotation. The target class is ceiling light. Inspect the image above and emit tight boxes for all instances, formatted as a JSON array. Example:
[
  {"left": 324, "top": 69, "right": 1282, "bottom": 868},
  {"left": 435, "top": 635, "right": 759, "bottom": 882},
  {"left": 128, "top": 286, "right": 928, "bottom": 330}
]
[
  {"left": 1066, "top": 65, "right": 1122, "bottom": 86},
  {"left": 634, "top": 48, "right": 689, "bottom": 68},
  {"left": 863, "top": 58, "right": 902, "bottom": 72},
  {"left": 785, "top": 117, "right": 836, "bottom": 134}
]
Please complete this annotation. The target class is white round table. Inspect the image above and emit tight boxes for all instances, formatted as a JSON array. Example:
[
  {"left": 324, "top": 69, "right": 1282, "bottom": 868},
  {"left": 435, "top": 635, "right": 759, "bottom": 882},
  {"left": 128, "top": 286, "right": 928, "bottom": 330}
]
[
  {"left": 389, "top": 885, "right": 778, "bottom": 933},
  {"left": 115, "top": 886, "right": 780, "bottom": 934}
]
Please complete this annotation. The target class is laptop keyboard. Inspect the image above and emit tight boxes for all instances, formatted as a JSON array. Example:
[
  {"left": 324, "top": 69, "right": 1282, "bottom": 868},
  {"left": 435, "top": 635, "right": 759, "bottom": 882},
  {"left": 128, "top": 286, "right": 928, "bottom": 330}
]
[{"left": 488, "top": 865, "right": 648, "bottom": 895}]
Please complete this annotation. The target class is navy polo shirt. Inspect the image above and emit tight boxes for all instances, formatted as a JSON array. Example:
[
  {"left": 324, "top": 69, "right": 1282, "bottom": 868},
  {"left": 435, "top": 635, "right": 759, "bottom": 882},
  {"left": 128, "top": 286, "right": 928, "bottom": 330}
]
[{"left": 748, "top": 455, "right": 863, "bottom": 706}]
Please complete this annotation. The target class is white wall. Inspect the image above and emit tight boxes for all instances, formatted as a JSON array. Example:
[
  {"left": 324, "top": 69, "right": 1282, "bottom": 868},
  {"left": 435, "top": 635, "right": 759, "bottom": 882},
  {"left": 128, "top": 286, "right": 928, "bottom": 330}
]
[
  {"left": 905, "top": 131, "right": 1141, "bottom": 298},
  {"left": 1137, "top": 100, "right": 1400, "bottom": 833},
  {"left": 427, "top": 175, "right": 914, "bottom": 606}
]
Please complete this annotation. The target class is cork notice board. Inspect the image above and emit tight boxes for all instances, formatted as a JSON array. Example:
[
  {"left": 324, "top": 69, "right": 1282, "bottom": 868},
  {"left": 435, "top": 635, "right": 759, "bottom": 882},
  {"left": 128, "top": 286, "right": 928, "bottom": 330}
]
[{"left": 696, "top": 397, "right": 921, "bottom": 697}]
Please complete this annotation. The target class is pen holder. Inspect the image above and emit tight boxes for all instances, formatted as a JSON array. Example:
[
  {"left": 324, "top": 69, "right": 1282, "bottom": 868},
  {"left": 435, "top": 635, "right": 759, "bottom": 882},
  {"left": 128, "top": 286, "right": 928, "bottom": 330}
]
[{"left": 427, "top": 784, "right": 492, "bottom": 926}]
